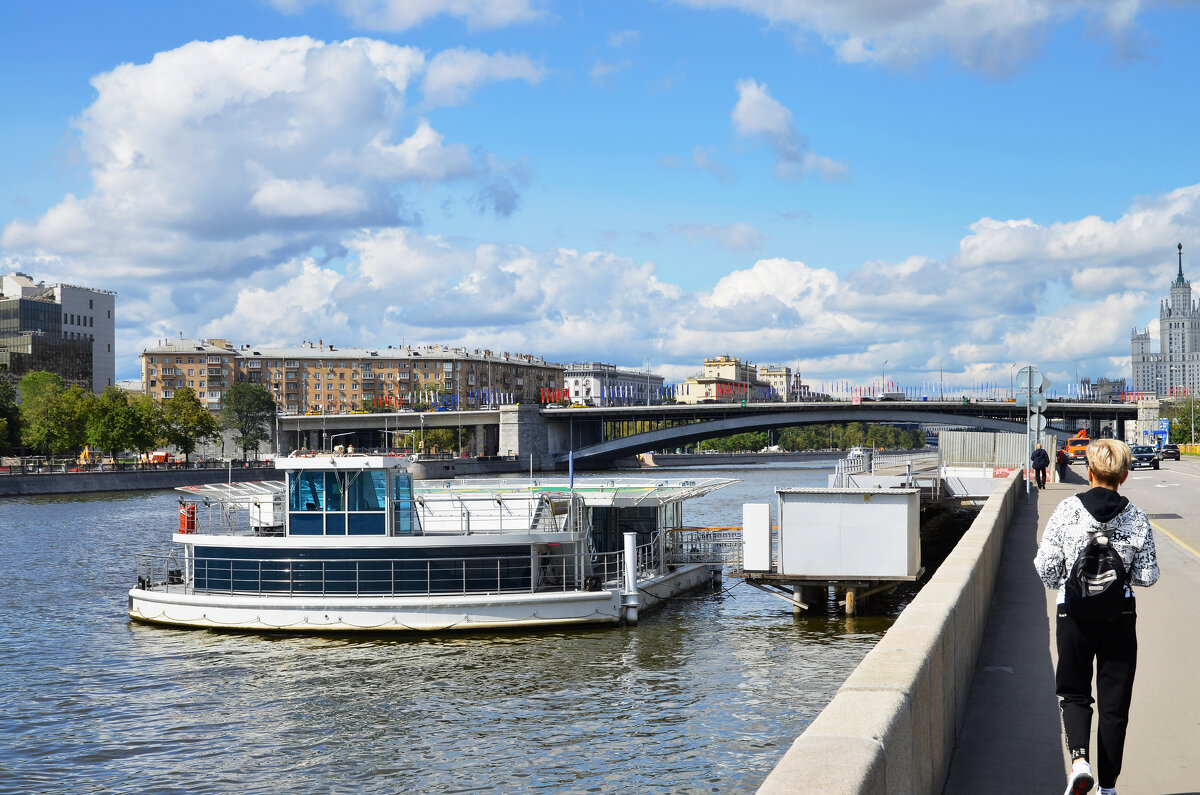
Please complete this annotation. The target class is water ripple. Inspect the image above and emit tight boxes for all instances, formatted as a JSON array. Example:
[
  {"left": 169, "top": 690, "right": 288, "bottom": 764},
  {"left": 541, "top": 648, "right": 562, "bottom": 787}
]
[{"left": 0, "top": 465, "right": 963, "bottom": 794}]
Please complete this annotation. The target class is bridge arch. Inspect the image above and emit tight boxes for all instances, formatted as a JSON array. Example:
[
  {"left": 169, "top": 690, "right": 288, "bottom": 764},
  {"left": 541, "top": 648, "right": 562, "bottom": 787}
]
[{"left": 563, "top": 408, "right": 1074, "bottom": 466}]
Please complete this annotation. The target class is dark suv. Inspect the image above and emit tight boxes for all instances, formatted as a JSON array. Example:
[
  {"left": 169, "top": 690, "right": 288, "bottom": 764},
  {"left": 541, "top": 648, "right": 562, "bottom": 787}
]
[
  {"left": 1130, "top": 445, "right": 1160, "bottom": 470},
  {"left": 1161, "top": 444, "right": 1181, "bottom": 461}
]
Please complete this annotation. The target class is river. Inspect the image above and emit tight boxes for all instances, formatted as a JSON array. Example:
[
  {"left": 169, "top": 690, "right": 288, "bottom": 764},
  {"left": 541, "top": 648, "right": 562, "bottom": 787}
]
[{"left": 0, "top": 460, "right": 969, "bottom": 794}]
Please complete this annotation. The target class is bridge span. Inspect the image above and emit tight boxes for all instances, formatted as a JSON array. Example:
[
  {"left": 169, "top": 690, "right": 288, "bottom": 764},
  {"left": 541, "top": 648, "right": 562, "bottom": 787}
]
[
  {"left": 540, "top": 400, "right": 1135, "bottom": 468},
  {"left": 278, "top": 400, "right": 1137, "bottom": 470}
]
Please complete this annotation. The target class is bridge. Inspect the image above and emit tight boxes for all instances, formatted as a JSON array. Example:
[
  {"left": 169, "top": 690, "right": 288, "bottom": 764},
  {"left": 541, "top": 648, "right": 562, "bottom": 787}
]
[{"left": 278, "top": 400, "right": 1138, "bottom": 470}]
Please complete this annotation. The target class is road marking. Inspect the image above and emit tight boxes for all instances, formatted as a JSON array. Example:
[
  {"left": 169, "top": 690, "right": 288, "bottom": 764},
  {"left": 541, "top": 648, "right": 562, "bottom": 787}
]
[
  {"left": 1149, "top": 520, "right": 1200, "bottom": 561},
  {"left": 1157, "top": 468, "right": 1200, "bottom": 480}
]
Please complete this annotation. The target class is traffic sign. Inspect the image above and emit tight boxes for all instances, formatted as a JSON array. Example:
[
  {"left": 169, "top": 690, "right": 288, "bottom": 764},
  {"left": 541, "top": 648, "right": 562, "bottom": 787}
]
[
  {"left": 1016, "top": 366, "right": 1043, "bottom": 391},
  {"left": 1029, "top": 414, "right": 1047, "bottom": 432},
  {"left": 1016, "top": 392, "right": 1047, "bottom": 412}
]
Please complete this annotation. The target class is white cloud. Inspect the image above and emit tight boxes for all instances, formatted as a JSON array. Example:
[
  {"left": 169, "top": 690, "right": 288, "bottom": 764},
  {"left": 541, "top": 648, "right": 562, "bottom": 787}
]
[
  {"left": 732, "top": 78, "right": 847, "bottom": 182},
  {"left": 668, "top": 221, "right": 766, "bottom": 252},
  {"left": 421, "top": 48, "right": 545, "bottom": 107},
  {"left": 589, "top": 59, "right": 633, "bottom": 83},
  {"left": 1, "top": 36, "right": 533, "bottom": 283},
  {"left": 692, "top": 146, "right": 734, "bottom": 183},
  {"left": 608, "top": 30, "right": 640, "bottom": 48},
  {"left": 270, "top": 0, "right": 542, "bottom": 32},
  {"left": 678, "top": 0, "right": 1147, "bottom": 76},
  {"left": 249, "top": 177, "right": 367, "bottom": 217},
  {"left": 202, "top": 258, "right": 351, "bottom": 343}
]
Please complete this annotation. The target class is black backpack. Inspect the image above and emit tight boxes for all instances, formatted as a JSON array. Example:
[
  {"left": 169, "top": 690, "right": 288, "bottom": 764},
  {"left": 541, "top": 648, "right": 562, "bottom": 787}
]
[{"left": 1064, "top": 525, "right": 1129, "bottom": 621}]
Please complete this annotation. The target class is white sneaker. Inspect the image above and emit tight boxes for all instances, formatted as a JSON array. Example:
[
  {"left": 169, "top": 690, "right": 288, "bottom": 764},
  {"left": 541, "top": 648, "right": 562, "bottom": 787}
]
[
  {"left": 1098, "top": 788, "right": 1117, "bottom": 795},
  {"left": 1064, "top": 760, "right": 1095, "bottom": 795}
]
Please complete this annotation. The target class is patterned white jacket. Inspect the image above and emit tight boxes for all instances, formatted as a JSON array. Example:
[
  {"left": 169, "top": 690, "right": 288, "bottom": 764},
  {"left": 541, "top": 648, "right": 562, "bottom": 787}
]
[{"left": 1034, "top": 491, "right": 1160, "bottom": 594}]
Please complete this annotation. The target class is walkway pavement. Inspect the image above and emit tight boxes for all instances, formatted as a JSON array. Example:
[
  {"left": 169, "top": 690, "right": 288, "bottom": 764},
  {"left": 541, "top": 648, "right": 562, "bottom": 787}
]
[{"left": 944, "top": 464, "right": 1200, "bottom": 795}]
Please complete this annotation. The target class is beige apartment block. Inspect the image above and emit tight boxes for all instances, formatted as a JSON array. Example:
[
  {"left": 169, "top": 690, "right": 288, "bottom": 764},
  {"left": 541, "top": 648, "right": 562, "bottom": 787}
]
[
  {"left": 676, "top": 354, "right": 773, "bottom": 405},
  {"left": 141, "top": 338, "right": 563, "bottom": 413}
]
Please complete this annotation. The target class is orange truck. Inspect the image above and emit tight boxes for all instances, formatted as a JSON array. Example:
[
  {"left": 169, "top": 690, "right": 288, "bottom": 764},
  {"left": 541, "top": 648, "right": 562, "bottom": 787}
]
[{"left": 1065, "top": 430, "right": 1090, "bottom": 463}]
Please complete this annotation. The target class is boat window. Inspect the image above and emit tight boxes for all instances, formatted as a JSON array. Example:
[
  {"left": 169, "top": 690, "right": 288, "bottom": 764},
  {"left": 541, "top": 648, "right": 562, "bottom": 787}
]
[
  {"left": 324, "top": 472, "right": 343, "bottom": 511},
  {"left": 393, "top": 473, "right": 420, "bottom": 536},
  {"left": 287, "top": 468, "right": 389, "bottom": 536},
  {"left": 346, "top": 470, "right": 386, "bottom": 511},
  {"left": 290, "top": 471, "right": 325, "bottom": 511}
]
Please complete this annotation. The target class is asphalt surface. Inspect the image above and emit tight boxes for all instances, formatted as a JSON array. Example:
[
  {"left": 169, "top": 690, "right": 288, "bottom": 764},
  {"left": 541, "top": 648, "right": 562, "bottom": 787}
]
[{"left": 944, "top": 459, "right": 1200, "bottom": 795}]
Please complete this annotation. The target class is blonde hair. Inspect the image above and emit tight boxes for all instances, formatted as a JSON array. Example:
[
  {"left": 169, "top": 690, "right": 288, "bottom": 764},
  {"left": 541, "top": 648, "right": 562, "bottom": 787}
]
[{"left": 1086, "top": 438, "right": 1131, "bottom": 486}]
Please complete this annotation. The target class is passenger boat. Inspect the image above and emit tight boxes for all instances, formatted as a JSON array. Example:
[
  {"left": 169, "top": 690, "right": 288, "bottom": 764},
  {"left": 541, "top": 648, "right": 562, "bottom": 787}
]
[{"left": 128, "top": 454, "right": 734, "bottom": 632}]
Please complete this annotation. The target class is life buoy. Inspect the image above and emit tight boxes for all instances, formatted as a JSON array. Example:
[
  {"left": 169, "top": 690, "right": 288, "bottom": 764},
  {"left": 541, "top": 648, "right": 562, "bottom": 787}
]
[{"left": 179, "top": 503, "right": 197, "bottom": 533}]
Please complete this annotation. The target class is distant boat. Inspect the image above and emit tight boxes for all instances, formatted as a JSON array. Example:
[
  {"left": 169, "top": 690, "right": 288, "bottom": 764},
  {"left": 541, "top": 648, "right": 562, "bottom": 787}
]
[
  {"left": 846, "top": 446, "right": 868, "bottom": 459},
  {"left": 128, "top": 454, "right": 734, "bottom": 632}
]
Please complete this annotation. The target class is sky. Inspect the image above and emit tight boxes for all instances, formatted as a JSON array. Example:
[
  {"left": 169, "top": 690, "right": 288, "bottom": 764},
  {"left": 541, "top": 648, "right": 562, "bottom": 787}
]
[{"left": 3, "top": 0, "right": 1200, "bottom": 396}]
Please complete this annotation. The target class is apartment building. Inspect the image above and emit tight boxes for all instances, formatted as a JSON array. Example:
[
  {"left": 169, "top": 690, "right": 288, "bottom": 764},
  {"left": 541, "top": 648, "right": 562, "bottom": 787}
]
[
  {"left": 676, "top": 355, "right": 773, "bottom": 405},
  {"left": 562, "top": 362, "right": 666, "bottom": 406},
  {"left": 141, "top": 338, "right": 563, "bottom": 413}
]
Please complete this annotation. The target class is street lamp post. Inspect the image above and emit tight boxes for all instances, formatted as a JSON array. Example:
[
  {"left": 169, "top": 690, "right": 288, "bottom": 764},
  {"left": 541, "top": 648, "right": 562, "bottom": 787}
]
[
  {"left": 1010, "top": 363, "right": 1018, "bottom": 400},
  {"left": 328, "top": 432, "right": 355, "bottom": 452}
]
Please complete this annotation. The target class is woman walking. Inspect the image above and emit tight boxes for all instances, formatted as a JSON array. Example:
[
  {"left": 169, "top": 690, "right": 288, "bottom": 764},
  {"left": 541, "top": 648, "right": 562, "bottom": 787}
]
[{"left": 1033, "top": 438, "right": 1159, "bottom": 795}]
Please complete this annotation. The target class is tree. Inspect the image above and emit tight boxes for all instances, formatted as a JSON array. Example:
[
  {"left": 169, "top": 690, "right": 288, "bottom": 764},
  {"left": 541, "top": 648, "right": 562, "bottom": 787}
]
[
  {"left": 221, "top": 383, "right": 276, "bottom": 459},
  {"left": 128, "top": 394, "right": 164, "bottom": 461},
  {"left": 86, "top": 386, "right": 134, "bottom": 459},
  {"left": 0, "top": 380, "right": 18, "bottom": 451},
  {"left": 422, "top": 427, "right": 467, "bottom": 453},
  {"left": 163, "top": 387, "right": 219, "bottom": 463},
  {"left": 1164, "top": 397, "right": 1197, "bottom": 445},
  {"left": 18, "top": 372, "right": 66, "bottom": 454}
]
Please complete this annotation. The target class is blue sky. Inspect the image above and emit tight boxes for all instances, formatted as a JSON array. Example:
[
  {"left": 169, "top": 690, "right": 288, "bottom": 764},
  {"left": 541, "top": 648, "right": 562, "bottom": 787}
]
[{"left": 3, "top": 0, "right": 1200, "bottom": 394}]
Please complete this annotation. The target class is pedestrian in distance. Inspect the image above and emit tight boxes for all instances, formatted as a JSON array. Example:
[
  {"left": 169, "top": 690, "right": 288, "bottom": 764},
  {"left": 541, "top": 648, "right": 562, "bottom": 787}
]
[
  {"left": 1033, "top": 438, "right": 1160, "bottom": 795},
  {"left": 1032, "top": 442, "right": 1051, "bottom": 490},
  {"left": 1056, "top": 443, "right": 1069, "bottom": 482}
]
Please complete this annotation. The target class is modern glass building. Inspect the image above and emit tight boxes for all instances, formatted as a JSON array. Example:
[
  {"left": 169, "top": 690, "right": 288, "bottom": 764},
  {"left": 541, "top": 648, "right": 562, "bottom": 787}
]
[{"left": 0, "top": 273, "right": 115, "bottom": 393}]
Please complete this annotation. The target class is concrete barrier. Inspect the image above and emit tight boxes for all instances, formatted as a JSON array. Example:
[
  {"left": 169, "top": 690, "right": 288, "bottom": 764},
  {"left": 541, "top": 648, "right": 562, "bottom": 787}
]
[
  {"left": 757, "top": 471, "right": 1023, "bottom": 795},
  {"left": 0, "top": 467, "right": 280, "bottom": 497}
]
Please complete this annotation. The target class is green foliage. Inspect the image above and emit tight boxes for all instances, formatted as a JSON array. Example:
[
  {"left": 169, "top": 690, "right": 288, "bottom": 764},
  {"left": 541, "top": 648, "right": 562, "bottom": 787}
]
[
  {"left": 17, "top": 372, "right": 66, "bottom": 454},
  {"left": 221, "top": 383, "right": 276, "bottom": 458},
  {"left": 421, "top": 427, "right": 466, "bottom": 453},
  {"left": 128, "top": 394, "right": 164, "bottom": 457},
  {"left": 697, "top": 423, "right": 930, "bottom": 454},
  {"left": 86, "top": 386, "right": 135, "bottom": 458},
  {"left": 1164, "top": 397, "right": 1198, "bottom": 445},
  {"left": 162, "top": 387, "right": 219, "bottom": 462},
  {"left": 0, "top": 380, "right": 18, "bottom": 450}
]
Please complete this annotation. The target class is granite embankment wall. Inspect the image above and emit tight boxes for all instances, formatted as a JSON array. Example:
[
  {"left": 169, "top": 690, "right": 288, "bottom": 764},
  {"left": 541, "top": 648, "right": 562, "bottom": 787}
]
[
  {"left": 757, "top": 471, "right": 1022, "bottom": 795},
  {"left": 0, "top": 467, "right": 280, "bottom": 497}
]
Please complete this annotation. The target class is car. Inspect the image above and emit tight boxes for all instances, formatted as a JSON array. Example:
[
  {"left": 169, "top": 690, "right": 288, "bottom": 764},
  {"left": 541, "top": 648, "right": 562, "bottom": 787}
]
[
  {"left": 1161, "top": 444, "right": 1181, "bottom": 461},
  {"left": 1130, "top": 445, "right": 1160, "bottom": 470}
]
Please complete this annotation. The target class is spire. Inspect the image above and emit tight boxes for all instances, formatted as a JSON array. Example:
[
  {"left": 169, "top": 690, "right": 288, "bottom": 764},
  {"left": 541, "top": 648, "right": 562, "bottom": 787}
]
[{"left": 1176, "top": 242, "right": 1187, "bottom": 286}]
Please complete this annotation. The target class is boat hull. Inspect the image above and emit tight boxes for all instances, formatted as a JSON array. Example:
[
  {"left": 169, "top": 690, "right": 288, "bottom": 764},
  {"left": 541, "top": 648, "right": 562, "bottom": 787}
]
[{"left": 127, "top": 564, "right": 720, "bottom": 632}]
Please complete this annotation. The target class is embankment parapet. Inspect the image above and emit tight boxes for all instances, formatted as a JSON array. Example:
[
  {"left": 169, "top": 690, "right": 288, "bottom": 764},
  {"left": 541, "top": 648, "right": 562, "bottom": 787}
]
[{"left": 756, "top": 472, "right": 1021, "bottom": 794}]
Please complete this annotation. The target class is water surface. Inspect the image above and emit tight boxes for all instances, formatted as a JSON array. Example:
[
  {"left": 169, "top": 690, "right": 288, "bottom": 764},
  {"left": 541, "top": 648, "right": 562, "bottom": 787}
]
[{"left": 1, "top": 462, "right": 946, "bottom": 794}]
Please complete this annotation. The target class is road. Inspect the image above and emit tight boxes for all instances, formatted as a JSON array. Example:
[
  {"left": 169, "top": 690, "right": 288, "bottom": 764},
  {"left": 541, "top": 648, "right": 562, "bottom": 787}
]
[
  {"left": 1109, "top": 458, "right": 1200, "bottom": 795},
  {"left": 944, "top": 458, "right": 1200, "bottom": 795}
]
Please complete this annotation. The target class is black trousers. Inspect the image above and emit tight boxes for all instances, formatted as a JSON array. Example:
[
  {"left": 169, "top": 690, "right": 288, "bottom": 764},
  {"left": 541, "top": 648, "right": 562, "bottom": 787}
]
[
  {"left": 1034, "top": 466, "right": 1047, "bottom": 487},
  {"left": 1055, "top": 603, "right": 1138, "bottom": 789}
]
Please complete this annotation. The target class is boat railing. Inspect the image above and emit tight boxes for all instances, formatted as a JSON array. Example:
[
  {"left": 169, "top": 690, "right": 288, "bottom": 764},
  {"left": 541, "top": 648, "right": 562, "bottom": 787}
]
[
  {"left": 178, "top": 497, "right": 284, "bottom": 537},
  {"left": 664, "top": 527, "right": 741, "bottom": 565},
  {"left": 133, "top": 548, "right": 630, "bottom": 598}
]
